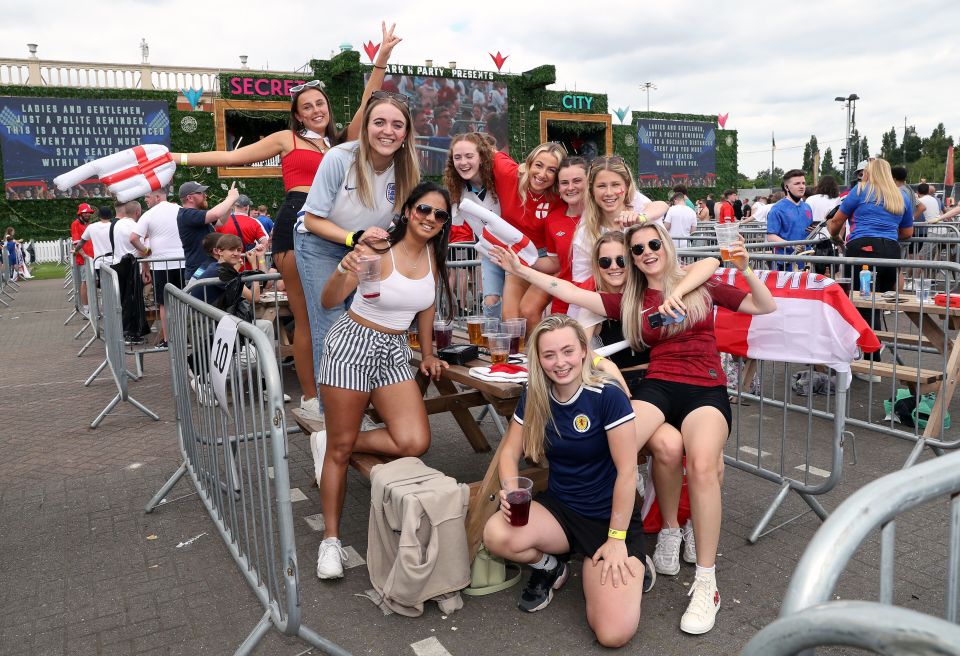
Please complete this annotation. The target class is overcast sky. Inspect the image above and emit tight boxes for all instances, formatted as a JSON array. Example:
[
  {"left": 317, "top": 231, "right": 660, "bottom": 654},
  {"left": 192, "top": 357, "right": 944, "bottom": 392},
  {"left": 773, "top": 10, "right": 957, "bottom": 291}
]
[{"left": 5, "top": 0, "right": 958, "bottom": 177}]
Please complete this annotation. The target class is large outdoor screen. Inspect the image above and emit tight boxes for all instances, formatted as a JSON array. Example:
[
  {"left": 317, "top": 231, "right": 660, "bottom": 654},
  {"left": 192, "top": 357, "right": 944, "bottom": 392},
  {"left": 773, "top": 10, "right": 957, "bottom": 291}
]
[
  {"left": 636, "top": 118, "right": 716, "bottom": 188},
  {"left": 0, "top": 97, "right": 170, "bottom": 199}
]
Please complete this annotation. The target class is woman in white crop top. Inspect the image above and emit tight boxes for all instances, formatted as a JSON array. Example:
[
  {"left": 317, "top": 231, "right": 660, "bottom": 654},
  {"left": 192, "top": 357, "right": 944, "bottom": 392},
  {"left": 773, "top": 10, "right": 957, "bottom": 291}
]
[{"left": 311, "top": 181, "right": 454, "bottom": 581}]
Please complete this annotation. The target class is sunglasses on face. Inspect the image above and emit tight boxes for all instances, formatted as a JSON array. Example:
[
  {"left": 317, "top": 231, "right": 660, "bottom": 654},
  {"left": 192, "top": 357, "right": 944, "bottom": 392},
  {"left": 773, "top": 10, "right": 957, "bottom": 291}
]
[
  {"left": 413, "top": 203, "right": 450, "bottom": 223},
  {"left": 598, "top": 255, "right": 626, "bottom": 269},
  {"left": 372, "top": 90, "right": 411, "bottom": 106},
  {"left": 630, "top": 239, "right": 662, "bottom": 256},
  {"left": 290, "top": 79, "right": 325, "bottom": 95}
]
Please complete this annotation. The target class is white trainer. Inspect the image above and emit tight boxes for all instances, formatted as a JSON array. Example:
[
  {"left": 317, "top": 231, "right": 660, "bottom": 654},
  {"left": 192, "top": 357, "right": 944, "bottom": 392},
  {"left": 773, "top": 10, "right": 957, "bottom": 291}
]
[
  {"left": 652, "top": 527, "right": 682, "bottom": 575},
  {"left": 682, "top": 519, "right": 697, "bottom": 564},
  {"left": 300, "top": 396, "right": 323, "bottom": 422},
  {"left": 681, "top": 574, "right": 721, "bottom": 634},
  {"left": 309, "top": 430, "right": 326, "bottom": 486},
  {"left": 316, "top": 537, "right": 347, "bottom": 579}
]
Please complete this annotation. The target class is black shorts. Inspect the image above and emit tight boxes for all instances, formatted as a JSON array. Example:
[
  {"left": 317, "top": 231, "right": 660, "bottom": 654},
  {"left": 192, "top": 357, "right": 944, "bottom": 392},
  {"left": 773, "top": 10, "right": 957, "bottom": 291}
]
[
  {"left": 535, "top": 491, "right": 646, "bottom": 560},
  {"left": 153, "top": 268, "right": 184, "bottom": 305},
  {"left": 623, "top": 368, "right": 647, "bottom": 400},
  {"left": 271, "top": 191, "right": 308, "bottom": 254},
  {"left": 634, "top": 377, "right": 732, "bottom": 431}
]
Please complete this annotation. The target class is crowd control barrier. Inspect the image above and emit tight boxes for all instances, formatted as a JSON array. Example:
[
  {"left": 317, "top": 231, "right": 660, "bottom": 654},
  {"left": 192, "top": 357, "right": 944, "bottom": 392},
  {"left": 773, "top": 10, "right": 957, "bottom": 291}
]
[
  {"left": 88, "top": 264, "right": 159, "bottom": 428},
  {"left": 76, "top": 254, "right": 102, "bottom": 356},
  {"left": 741, "top": 450, "right": 960, "bottom": 655},
  {"left": 144, "top": 285, "right": 350, "bottom": 656},
  {"left": 0, "top": 246, "right": 14, "bottom": 307}
]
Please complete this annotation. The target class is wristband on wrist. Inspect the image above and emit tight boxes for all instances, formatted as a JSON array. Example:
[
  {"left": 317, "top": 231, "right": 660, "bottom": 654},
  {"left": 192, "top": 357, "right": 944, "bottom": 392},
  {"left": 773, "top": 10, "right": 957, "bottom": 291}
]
[
  {"left": 345, "top": 231, "right": 355, "bottom": 248},
  {"left": 336, "top": 262, "right": 347, "bottom": 275},
  {"left": 180, "top": 153, "right": 188, "bottom": 166},
  {"left": 592, "top": 355, "right": 604, "bottom": 367},
  {"left": 638, "top": 214, "right": 647, "bottom": 224},
  {"left": 608, "top": 528, "right": 627, "bottom": 540},
  {"left": 744, "top": 266, "right": 754, "bottom": 276},
  {"left": 373, "top": 64, "right": 387, "bottom": 70}
]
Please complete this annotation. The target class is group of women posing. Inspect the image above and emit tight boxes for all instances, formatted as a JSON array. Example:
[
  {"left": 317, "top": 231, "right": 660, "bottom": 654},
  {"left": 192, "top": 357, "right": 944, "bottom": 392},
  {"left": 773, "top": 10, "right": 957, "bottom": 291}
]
[{"left": 175, "top": 22, "right": 779, "bottom": 647}]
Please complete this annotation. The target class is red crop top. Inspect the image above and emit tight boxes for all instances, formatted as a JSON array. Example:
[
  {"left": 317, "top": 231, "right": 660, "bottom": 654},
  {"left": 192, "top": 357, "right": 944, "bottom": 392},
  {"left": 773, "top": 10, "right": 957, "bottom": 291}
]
[{"left": 280, "top": 130, "right": 325, "bottom": 191}]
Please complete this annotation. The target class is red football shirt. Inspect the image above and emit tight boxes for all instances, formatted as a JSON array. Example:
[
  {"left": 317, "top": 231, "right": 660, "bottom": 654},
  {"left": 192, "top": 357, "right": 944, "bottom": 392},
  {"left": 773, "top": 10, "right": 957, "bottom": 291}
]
[
  {"left": 217, "top": 213, "right": 266, "bottom": 271},
  {"left": 599, "top": 280, "right": 747, "bottom": 387},
  {"left": 71, "top": 218, "right": 94, "bottom": 265},
  {"left": 491, "top": 151, "right": 566, "bottom": 249},
  {"left": 716, "top": 201, "right": 736, "bottom": 224},
  {"left": 545, "top": 212, "right": 579, "bottom": 314}
]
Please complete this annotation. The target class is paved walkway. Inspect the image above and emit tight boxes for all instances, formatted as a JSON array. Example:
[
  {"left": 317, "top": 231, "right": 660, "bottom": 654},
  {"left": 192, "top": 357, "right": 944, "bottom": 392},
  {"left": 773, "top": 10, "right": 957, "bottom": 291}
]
[{"left": 0, "top": 278, "right": 952, "bottom": 655}]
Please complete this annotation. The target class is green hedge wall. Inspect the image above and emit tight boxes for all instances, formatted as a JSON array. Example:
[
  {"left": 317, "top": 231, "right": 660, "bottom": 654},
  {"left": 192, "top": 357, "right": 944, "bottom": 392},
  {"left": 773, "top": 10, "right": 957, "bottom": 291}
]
[{"left": 1, "top": 61, "right": 737, "bottom": 238}]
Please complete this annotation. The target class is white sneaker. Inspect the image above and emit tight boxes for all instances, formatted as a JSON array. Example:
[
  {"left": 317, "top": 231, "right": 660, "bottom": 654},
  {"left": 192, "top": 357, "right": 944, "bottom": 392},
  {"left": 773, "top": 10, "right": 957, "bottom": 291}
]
[
  {"left": 189, "top": 375, "right": 219, "bottom": 407},
  {"left": 309, "top": 430, "right": 326, "bottom": 486},
  {"left": 853, "top": 371, "right": 882, "bottom": 383},
  {"left": 360, "top": 414, "right": 380, "bottom": 432},
  {"left": 316, "top": 537, "right": 347, "bottom": 579},
  {"left": 681, "top": 574, "right": 721, "bottom": 634},
  {"left": 682, "top": 519, "right": 697, "bottom": 564},
  {"left": 282, "top": 393, "right": 291, "bottom": 403},
  {"left": 300, "top": 396, "right": 323, "bottom": 422},
  {"left": 653, "top": 527, "right": 682, "bottom": 575}
]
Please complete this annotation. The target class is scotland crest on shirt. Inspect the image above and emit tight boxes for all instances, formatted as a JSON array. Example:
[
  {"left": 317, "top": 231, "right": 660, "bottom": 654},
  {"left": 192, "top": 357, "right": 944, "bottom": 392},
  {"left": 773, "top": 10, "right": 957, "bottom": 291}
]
[
  {"left": 572, "top": 414, "right": 591, "bottom": 433},
  {"left": 386, "top": 182, "right": 396, "bottom": 205}
]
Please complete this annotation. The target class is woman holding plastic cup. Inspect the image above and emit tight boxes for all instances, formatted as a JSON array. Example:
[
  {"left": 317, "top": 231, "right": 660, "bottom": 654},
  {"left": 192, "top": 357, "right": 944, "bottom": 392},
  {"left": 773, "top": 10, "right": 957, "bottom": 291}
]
[
  {"left": 483, "top": 315, "right": 650, "bottom": 648},
  {"left": 313, "top": 182, "right": 454, "bottom": 580},
  {"left": 488, "top": 223, "right": 775, "bottom": 635}
]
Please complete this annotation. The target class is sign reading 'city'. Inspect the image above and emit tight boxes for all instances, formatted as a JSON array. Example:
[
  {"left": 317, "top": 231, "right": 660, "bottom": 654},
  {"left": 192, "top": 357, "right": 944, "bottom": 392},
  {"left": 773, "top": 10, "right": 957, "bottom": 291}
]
[
  {"left": 635, "top": 119, "right": 716, "bottom": 188},
  {"left": 0, "top": 97, "right": 170, "bottom": 199}
]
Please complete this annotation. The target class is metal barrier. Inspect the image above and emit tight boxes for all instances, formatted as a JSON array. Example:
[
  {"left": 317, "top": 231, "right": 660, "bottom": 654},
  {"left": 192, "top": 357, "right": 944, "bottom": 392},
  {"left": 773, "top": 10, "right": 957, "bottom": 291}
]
[
  {"left": 76, "top": 254, "right": 102, "bottom": 356},
  {"left": 0, "top": 245, "right": 13, "bottom": 307},
  {"left": 88, "top": 264, "right": 159, "bottom": 427},
  {"left": 445, "top": 242, "right": 484, "bottom": 322},
  {"left": 144, "top": 285, "right": 349, "bottom": 656},
  {"left": 64, "top": 260, "right": 83, "bottom": 325},
  {"left": 741, "top": 450, "right": 960, "bottom": 655}
]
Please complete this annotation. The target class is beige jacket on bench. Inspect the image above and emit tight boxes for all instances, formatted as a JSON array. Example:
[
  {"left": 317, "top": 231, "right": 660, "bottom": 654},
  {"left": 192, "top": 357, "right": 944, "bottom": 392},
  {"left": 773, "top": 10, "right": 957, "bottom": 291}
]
[{"left": 366, "top": 457, "right": 471, "bottom": 617}]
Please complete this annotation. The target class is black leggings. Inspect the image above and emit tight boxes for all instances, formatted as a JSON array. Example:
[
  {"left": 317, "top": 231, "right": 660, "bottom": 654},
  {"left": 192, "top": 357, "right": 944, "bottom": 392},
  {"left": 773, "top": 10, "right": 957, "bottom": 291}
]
[{"left": 845, "top": 237, "right": 900, "bottom": 358}]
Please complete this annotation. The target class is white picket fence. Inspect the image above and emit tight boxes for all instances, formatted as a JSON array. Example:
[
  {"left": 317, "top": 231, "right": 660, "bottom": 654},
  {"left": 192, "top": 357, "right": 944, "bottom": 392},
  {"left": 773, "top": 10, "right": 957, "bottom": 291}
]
[{"left": 34, "top": 239, "right": 70, "bottom": 263}]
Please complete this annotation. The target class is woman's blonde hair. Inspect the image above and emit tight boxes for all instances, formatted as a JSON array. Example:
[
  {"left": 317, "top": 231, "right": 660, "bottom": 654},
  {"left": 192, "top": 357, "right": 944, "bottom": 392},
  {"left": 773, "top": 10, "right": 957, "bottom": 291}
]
[
  {"left": 517, "top": 142, "right": 567, "bottom": 208},
  {"left": 860, "top": 158, "right": 905, "bottom": 217},
  {"left": 442, "top": 132, "right": 498, "bottom": 207},
  {"left": 355, "top": 96, "right": 420, "bottom": 213},
  {"left": 578, "top": 158, "right": 638, "bottom": 253},
  {"left": 589, "top": 231, "right": 627, "bottom": 293},
  {"left": 621, "top": 223, "right": 713, "bottom": 349},
  {"left": 521, "top": 315, "right": 613, "bottom": 463}
]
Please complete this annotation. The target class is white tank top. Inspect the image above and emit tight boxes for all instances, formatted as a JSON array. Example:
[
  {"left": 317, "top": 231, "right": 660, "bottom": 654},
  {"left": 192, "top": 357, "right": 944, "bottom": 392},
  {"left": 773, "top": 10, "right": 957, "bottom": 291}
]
[{"left": 350, "top": 247, "right": 436, "bottom": 330}]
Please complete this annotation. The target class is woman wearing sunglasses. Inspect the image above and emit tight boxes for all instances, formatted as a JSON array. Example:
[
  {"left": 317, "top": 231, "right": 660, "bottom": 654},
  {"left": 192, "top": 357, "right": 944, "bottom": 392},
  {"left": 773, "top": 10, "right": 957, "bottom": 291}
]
[
  {"left": 491, "top": 142, "right": 568, "bottom": 326},
  {"left": 314, "top": 181, "right": 453, "bottom": 580},
  {"left": 489, "top": 223, "right": 775, "bottom": 635},
  {"left": 570, "top": 157, "right": 668, "bottom": 287},
  {"left": 170, "top": 22, "right": 401, "bottom": 422}
]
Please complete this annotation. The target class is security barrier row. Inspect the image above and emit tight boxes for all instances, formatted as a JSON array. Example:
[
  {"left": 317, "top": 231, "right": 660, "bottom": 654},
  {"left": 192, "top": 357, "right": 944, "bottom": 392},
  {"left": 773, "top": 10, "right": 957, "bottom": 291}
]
[{"left": 144, "top": 284, "right": 350, "bottom": 656}]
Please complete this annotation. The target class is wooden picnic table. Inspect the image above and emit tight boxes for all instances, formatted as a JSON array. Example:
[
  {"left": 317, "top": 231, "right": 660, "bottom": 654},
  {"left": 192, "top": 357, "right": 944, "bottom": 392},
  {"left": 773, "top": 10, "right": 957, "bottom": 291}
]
[
  {"left": 852, "top": 295, "right": 960, "bottom": 438},
  {"left": 255, "top": 291, "right": 294, "bottom": 358},
  {"left": 292, "top": 331, "right": 546, "bottom": 561}
]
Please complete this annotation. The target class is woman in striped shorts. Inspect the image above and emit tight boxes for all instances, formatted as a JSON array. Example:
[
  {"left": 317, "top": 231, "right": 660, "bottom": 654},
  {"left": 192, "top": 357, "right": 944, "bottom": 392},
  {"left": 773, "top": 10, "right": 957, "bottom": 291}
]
[{"left": 312, "top": 181, "right": 454, "bottom": 580}]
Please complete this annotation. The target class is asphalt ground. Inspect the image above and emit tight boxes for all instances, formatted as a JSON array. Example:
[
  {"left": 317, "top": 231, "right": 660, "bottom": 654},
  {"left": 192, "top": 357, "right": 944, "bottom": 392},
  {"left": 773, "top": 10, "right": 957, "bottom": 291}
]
[{"left": 0, "top": 277, "right": 955, "bottom": 656}]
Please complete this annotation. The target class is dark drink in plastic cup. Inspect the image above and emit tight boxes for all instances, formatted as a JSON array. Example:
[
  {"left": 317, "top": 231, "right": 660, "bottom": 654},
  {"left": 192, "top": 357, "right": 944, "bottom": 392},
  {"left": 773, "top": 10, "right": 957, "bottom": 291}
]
[
  {"left": 507, "top": 490, "right": 531, "bottom": 526},
  {"left": 434, "top": 321, "right": 452, "bottom": 350}
]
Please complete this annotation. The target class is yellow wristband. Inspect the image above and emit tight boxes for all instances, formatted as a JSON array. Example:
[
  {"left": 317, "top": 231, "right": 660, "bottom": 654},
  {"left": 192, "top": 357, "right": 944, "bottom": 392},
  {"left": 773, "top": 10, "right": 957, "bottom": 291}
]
[
  {"left": 345, "top": 231, "right": 355, "bottom": 248},
  {"left": 638, "top": 214, "right": 647, "bottom": 224},
  {"left": 592, "top": 355, "right": 604, "bottom": 367},
  {"left": 180, "top": 153, "right": 188, "bottom": 166},
  {"left": 608, "top": 528, "right": 627, "bottom": 540},
  {"left": 744, "top": 266, "right": 754, "bottom": 276}
]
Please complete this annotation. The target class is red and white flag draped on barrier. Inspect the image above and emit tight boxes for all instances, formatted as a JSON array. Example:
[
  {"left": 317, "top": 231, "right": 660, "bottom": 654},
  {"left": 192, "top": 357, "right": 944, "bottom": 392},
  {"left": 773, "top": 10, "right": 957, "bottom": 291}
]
[
  {"left": 53, "top": 144, "right": 176, "bottom": 202},
  {"left": 458, "top": 198, "right": 539, "bottom": 267},
  {"left": 711, "top": 268, "right": 880, "bottom": 376}
]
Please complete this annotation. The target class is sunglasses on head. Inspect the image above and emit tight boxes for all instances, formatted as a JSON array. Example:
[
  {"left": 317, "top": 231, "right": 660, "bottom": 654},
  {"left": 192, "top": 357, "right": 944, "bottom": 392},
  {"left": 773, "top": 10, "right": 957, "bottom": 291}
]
[
  {"left": 598, "top": 255, "right": 626, "bottom": 269},
  {"left": 630, "top": 239, "right": 662, "bottom": 256},
  {"left": 590, "top": 155, "right": 625, "bottom": 169},
  {"left": 290, "top": 79, "right": 325, "bottom": 95},
  {"left": 413, "top": 203, "right": 450, "bottom": 223},
  {"left": 372, "top": 90, "right": 411, "bottom": 106}
]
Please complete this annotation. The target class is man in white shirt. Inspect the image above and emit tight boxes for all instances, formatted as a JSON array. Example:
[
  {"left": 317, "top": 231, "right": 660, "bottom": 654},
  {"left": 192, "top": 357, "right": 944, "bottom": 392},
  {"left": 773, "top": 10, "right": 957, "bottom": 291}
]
[
  {"left": 130, "top": 189, "right": 185, "bottom": 347},
  {"left": 75, "top": 206, "right": 116, "bottom": 274},
  {"left": 916, "top": 183, "right": 941, "bottom": 222},
  {"left": 663, "top": 192, "right": 699, "bottom": 249},
  {"left": 111, "top": 200, "right": 149, "bottom": 343}
]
